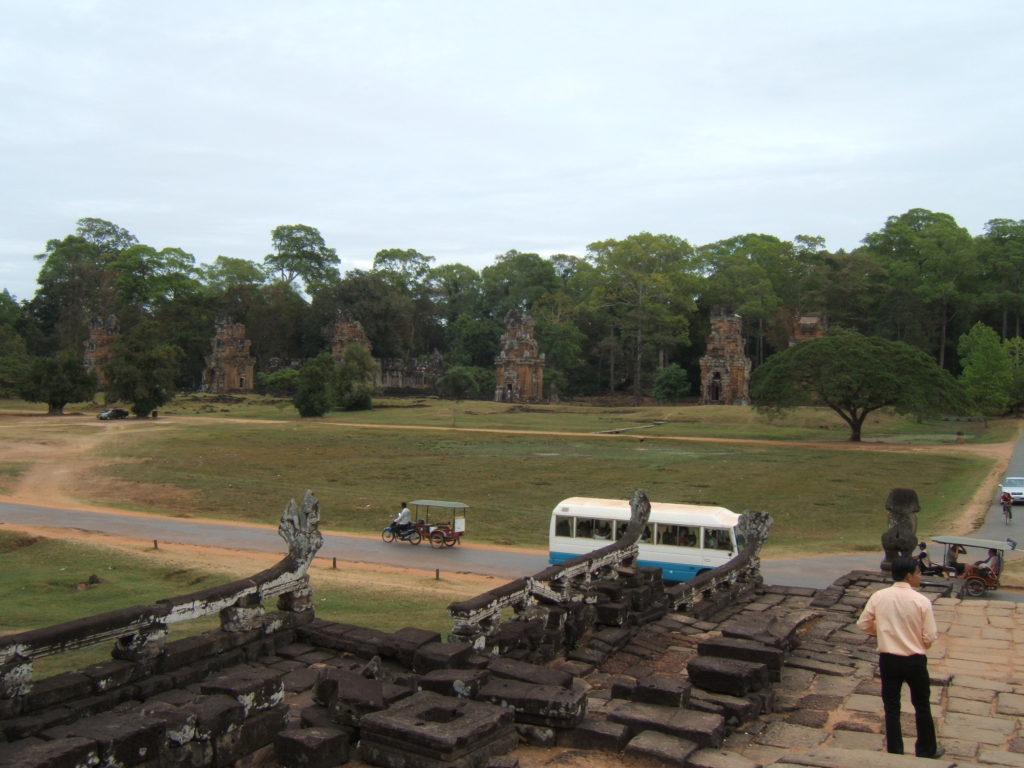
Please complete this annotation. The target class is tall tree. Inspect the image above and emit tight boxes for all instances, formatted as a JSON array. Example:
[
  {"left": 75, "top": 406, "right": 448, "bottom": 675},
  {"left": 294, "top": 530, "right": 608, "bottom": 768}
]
[
  {"left": 18, "top": 350, "right": 96, "bottom": 415},
  {"left": 957, "top": 322, "right": 1012, "bottom": 418},
  {"left": 750, "top": 331, "right": 962, "bottom": 441},
  {"left": 977, "top": 219, "right": 1024, "bottom": 339},
  {"left": 587, "top": 233, "right": 699, "bottom": 401},
  {"left": 862, "top": 208, "right": 976, "bottom": 367},
  {"left": 264, "top": 224, "right": 340, "bottom": 292},
  {"left": 103, "top": 318, "right": 184, "bottom": 417}
]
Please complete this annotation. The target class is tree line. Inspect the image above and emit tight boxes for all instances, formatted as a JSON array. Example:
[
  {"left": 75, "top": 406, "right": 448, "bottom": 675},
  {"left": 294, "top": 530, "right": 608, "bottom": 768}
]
[{"left": 0, "top": 210, "right": 1022, "bottom": 423}]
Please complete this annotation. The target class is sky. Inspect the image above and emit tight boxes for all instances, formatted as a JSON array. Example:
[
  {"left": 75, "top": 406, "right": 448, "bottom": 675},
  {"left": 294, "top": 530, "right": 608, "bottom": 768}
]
[{"left": 2, "top": 1, "right": 1022, "bottom": 302}]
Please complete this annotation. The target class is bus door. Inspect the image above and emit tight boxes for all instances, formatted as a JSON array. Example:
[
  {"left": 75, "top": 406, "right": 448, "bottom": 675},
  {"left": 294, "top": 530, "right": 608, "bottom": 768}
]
[{"left": 702, "top": 526, "right": 735, "bottom": 567}]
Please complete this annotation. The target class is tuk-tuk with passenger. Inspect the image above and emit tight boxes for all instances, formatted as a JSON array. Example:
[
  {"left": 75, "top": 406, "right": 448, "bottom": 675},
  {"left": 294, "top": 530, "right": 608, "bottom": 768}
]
[{"left": 930, "top": 535, "right": 1017, "bottom": 597}]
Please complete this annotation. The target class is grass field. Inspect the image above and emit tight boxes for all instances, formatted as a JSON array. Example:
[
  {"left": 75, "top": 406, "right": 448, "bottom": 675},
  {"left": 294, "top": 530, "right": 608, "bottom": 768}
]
[
  {"left": 0, "top": 395, "right": 1008, "bottom": 554},
  {"left": 0, "top": 529, "right": 464, "bottom": 677}
]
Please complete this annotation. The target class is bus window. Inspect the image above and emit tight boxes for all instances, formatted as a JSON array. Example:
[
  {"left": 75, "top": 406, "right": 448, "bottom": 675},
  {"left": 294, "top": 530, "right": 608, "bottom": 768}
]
[
  {"left": 640, "top": 523, "right": 653, "bottom": 543},
  {"left": 576, "top": 518, "right": 596, "bottom": 539},
  {"left": 554, "top": 516, "right": 574, "bottom": 537},
  {"left": 614, "top": 521, "right": 629, "bottom": 540},
  {"left": 657, "top": 524, "right": 680, "bottom": 547},
  {"left": 679, "top": 526, "right": 698, "bottom": 547},
  {"left": 593, "top": 520, "right": 613, "bottom": 539},
  {"left": 704, "top": 528, "right": 733, "bottom": 551}
]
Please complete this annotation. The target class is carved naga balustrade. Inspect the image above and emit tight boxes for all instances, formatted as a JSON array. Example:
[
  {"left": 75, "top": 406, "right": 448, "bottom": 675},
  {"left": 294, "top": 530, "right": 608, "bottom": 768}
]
[
  {"left": 0, "top": 491, "right": 324, "bottom": 699},
  {"left": 447, "top": 489, "right": 773, "bottom": 653}
]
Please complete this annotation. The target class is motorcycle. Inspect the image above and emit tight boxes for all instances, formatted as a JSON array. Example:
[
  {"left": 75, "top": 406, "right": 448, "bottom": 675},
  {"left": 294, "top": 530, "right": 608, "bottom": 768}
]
[{"left": 381, "top": 520, "right": 422, "bottom": 545}]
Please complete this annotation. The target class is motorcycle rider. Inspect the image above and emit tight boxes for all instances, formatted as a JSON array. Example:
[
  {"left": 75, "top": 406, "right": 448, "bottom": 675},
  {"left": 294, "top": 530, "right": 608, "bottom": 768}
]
[{"left": 393, "top": 502, "right": 413, "bottom": 536}]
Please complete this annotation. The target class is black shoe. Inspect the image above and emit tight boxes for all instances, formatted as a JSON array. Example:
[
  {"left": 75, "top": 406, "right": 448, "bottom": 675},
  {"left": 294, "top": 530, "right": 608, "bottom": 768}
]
[{"left": 929, "top": 745, "right": 946, "bottom": 759}]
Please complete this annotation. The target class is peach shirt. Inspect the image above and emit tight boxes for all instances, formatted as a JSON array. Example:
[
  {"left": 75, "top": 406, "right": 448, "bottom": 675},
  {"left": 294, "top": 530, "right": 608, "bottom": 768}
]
[{"left": 856, "top": 581, "right": 938, "bottom": 656}]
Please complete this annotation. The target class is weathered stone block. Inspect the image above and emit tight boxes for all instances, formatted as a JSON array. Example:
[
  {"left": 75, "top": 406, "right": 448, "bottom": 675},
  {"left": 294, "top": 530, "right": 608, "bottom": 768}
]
[
  {"left": 276, "top": 726, "right": 352, "bottom": 768},
  {"left": 41, "top": 711, "right": 164, "bottom": 767},
  {"left": 688, "top": 655, "right": 771, "bottom": 696},
  {"left": 336, "top": 627, "right": 389, "bottom": 659},
  {"left": 81, "top": 658, "right": 144, "bottom": 692},
  {"left": 1, "top": 706, "right": 76, "bottom": 741},
  {"left": 359, "top": 690, "right": 516, "bottom": 766},
  {"left": 698, "top": 636, "right": 784, "bottom": 681},
  {"left": 24, "top": 671, "right": 93, "bottom": 711},
  {"left": 412, "top": 641, "right": 473, "bottom": 673},
  {"left": 487, "top": 657, "right": 573, "bottom": 689},
  {"left": 633, "top": 674, "right": 691, "bottom": 708},
  {"left": 476, "top": 678, "right": 587, "bottom": 728},
  {"left": 624, "top": 729, "right": 699, "bottom": 767},
  {"left": 159, "top": 633, "right": 232, "bottom": 672},
  {"left": 138, "top": 699, "right": 197, "bottom": 745},
  {"left": 556, "top": 716, "right": 631, "bottom": 752},
  {"left": 418, "top": 668, "right": 491, "bottom": 698},
  {"left": 200, "top": 666, "right": 284, "bottom": 716},
  {"left": 379, "top": 626, "right": 442, "bottom": 666},
  {"left": 608, "top": 700, "right": 725, "bottom": 748},
  {"left": 183, "top": 693, "right": 245, "bottom": 740},
  {"left": 595, "top": 600, "right": 631, "bottom": 626},
  {"left": 0, "top": 735, "right": 100, "bottom": 768}
]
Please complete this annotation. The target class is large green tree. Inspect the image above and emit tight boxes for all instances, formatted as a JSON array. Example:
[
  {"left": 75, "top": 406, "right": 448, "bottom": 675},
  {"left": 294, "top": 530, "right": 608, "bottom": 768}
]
[
  {"left": 862, "top": 208, "right": 977, "bottom": 368},
  {"left": 957, "top": 322, "right": 1012, "bottom": 418},
  {"left": 18, "top": 350, "right": 96, "bottom": 415},
  {"left": 977, "top": 219, "right": 1024, "bottom": 339},
  {"left": 751, "top": 331, "right": 962, "bottom": 441},
  {"left": 264, "top": 224, "right": 340, "bottom": 293},
  {"left": 103, "top": 319, "right": 184, "bottom": 416},
  {"left": 587, "top": 233, "right": 699, "bottom": 401}
]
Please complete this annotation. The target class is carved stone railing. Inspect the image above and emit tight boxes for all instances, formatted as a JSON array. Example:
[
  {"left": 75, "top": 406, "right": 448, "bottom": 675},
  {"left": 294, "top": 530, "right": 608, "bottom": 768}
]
[
  {"left": 0, "top": 490, "right": 324, "bottom": 698},
  {"left": 447, "top": 490, "right": 772, "bottom": 652}
]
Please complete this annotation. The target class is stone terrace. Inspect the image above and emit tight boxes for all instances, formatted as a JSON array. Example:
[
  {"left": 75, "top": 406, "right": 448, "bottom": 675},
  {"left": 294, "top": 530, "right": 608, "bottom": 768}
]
[
  {"left": 557, "top": 570, "right": 1024, "bottom": 768},
  {"left": 4, "top": 565, "right": 1023, "bottom": 767}
]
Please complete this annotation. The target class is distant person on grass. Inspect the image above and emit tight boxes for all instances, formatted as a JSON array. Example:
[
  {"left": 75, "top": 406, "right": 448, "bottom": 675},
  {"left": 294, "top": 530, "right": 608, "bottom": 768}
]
[{"left": 857, "top": 556, "right": 943, "bottom": 759}]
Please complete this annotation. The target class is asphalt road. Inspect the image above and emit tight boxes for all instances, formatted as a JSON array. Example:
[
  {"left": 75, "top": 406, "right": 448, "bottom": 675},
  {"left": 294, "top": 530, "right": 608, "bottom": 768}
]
[{"left": 0, "top": 499, "right": 914, "bottom": 589}]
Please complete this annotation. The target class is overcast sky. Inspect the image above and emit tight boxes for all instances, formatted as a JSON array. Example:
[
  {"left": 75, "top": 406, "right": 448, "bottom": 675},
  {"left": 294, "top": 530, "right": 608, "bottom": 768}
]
[{"left": 3, "top": 1, "right": 1022, "bottom": 302}]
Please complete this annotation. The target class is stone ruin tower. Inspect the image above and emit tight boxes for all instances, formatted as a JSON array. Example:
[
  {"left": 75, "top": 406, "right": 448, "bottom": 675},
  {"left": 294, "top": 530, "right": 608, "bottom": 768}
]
[
  {"left": 699, "top": 311, "right": 751, "bottom": 405},
  {"left": 202, "top": 319, "right": 256, "bottom": 393},
  {"left": 494, "top": 309, "right": 545, "bottom": 403},
  {"left": 790, "top": 312, "right": 827, "bottom": 345},
  {"left": 84, "top": 314, "right": 118, "bottom": 389},
  {"left": 330, "top": 309, "right": 373, "bottom": 361}
]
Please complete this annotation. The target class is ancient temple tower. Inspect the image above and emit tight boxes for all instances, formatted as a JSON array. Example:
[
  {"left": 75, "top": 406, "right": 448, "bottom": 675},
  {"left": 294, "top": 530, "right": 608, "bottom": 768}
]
[
  {"left": 202, "top": 319, "right": 256, "bottom": 393},
  {"left": 699, "top": 312, "right": 751, "bottom": 405},
  {"left": 330, "top": 310, "right": 373, "bottom": 361},
  {"left": 494, "top": 310, "right": 545, "bottom": 403},
  {"left": 84, "top": 314, "right": 118, "bottom": 389}
]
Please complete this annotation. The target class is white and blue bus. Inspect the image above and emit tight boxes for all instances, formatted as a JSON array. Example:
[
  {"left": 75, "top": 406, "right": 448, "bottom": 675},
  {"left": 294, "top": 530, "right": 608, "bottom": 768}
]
[{"left": 547, "top": 497, "right": 743, "bottom": 583}]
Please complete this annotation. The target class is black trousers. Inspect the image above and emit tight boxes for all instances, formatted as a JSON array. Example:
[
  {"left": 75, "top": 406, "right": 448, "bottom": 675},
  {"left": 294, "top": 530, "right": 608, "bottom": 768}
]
[{"left": 879, "top": 652, "right": 936, "bottom": 757}]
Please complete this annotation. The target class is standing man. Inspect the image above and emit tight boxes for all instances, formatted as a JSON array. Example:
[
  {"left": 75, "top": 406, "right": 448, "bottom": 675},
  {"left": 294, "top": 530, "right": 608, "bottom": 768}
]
[{"left": 857, "top": 556, "right": 942, "bottom": 759}]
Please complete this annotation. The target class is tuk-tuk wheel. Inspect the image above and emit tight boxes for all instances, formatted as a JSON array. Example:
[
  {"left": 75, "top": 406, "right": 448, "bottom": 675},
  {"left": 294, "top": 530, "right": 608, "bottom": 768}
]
[
  {"left": 430, "top": 530, "right": 447, "bottom": 548},
  {"left": 964, "top": 577, "right": 987, "bottom": 598}
]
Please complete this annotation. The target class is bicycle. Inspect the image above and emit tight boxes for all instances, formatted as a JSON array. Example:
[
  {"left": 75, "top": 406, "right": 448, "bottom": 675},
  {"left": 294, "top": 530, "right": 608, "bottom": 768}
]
[{"left": 1003, "top": 501, "right": 1013, "bottom": 525}]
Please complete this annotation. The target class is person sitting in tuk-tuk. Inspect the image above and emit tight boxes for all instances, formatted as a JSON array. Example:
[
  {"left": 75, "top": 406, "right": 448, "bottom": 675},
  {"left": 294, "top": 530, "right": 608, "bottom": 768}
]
[
  {"left": 916, "top": 542, "right": 944, "bottom": 576},
  {"left": 944, "top": 543, "right": 967, "bottom": 576},
  {"left": 974, "top": 548, "right": 1000, "bottom": 578}
]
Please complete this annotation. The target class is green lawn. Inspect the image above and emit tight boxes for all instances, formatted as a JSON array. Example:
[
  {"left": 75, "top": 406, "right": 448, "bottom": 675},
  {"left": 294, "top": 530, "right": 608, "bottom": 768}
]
[
  {"left": 84, "top": 414, "right": 994, "bottom": 555},
  {"left": 0, "top": 530, "right": 459, "bottom": 677}
]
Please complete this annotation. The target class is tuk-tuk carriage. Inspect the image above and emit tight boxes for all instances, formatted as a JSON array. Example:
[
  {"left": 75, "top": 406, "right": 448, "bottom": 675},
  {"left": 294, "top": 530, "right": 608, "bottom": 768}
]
[
  {"left": 930, "top": 535, "right": 1017, "bottom": 598},
  {"left": 408, "top": 500, "right": 468, "bottom": 549}
]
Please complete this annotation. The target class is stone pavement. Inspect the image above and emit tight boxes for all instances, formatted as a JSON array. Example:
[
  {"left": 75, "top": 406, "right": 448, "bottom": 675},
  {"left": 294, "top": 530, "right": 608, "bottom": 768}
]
[{"left": 574, "top": 571, "right": 1024, "bottom": 768}]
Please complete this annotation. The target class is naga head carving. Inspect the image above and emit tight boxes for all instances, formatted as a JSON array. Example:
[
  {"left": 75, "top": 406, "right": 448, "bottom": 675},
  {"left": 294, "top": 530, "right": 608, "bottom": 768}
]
[{"left": 278, "top": 490, "right": 324, "bottom": 573}]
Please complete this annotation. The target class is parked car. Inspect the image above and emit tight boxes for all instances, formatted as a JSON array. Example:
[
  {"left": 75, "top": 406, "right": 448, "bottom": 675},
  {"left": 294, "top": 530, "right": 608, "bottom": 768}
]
[
  {"left": 1000, "top": 476, "right": 1024, "bottom": 504},
  {"left": 97, "top": 408, "right": 130, "bottom": 420}
]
